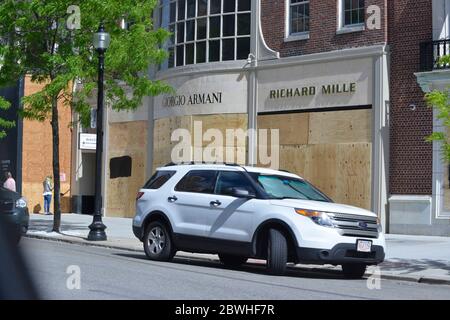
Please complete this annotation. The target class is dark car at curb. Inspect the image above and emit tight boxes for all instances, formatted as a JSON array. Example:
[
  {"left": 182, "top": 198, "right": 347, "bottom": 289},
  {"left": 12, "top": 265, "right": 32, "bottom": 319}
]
[{"left": 0, "top": 186, "right": 29, "bottom": 243}]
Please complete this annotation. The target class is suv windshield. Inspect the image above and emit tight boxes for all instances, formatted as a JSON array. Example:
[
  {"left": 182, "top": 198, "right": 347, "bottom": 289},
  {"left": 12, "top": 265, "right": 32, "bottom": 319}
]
[{"left": 249, "top": 173, "right": 331, "bottom": 202}]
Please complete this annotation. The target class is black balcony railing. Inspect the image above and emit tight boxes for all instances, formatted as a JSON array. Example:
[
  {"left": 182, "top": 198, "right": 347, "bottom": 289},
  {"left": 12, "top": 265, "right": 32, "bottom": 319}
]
[{"left": 420, "top": 39, "right": 450, "bottom": 72}]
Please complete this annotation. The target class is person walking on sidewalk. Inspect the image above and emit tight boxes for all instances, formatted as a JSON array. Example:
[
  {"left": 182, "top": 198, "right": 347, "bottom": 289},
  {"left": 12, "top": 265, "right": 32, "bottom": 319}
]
[
  {"left": 3, "top": 171, "right": 16, "bottom": 192},
  {"left": 43, "top": 176, "right": 53, "bottom": 215}
]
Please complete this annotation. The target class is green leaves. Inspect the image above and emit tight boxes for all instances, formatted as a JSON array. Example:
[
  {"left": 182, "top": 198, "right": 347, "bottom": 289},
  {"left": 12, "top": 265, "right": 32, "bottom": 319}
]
[
  {"left": 0, "top": 96, "right": 15, "bottom": 139},
  {"left": 425, "top": 84, "right": 450, "bottom": 162},
  {"left": 0, "top": 0, "right": 171, "bottom": 130}
]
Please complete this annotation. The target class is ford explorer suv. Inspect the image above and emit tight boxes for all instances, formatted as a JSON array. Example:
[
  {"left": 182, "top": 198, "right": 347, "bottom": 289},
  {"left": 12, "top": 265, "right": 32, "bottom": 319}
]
[{"left": 132, "top": 163, "right": 385, "bottom": 277}]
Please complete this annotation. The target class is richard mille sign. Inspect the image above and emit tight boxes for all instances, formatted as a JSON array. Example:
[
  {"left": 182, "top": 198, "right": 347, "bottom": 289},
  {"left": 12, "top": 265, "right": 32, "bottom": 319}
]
[
  {"left": 259, "top": 57, "right": 373, "bottom": 113},
  {"left": 269, "top": 82, "right": 357, "bottom": 100}
]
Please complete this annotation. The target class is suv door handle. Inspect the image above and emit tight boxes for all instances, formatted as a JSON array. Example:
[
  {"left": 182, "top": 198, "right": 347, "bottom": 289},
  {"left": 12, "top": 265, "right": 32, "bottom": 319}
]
[
  {"left": 168, "top": 196, "right": 178, "bottom": 202},
  {"left": 210, "top": 200, "right": 221, "bottom": 207}
]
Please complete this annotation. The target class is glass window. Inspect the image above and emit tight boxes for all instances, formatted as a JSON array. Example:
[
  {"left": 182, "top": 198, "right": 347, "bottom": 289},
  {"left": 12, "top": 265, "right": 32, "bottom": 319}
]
[
  {"left": 177, "top": 22, "right": 184, "bottom": 43},
  {"left": 289, "top": 0, "right": 310, "bottom": 35},
  {"left": 343, "top": 0, "right": 365, "bottom": 26},
  {"left": 250, "top": 173, "right": 332, "bottom": 202},
  {"left": 178, "top": 0, "right": 186, "bottom": 20},
  {"left": 222, "top": 14, "right": 235, "bottom": 37},
  {"left": 209, "top": 16, "right": 221, "bottom": 38},
  {"left": 143, "top": 170, "right": 176, "bottom": 189},
  {"left": 209, "top": 40, "right": 220, "bottom": 61},
  {"left": 197, "top": 18, "right": 207, "bottom": 39},
  {"left": 215, "top": 171, "right": 256, "bottom": 196},
  {"left": 175, "top": 170, "right": 217, "bottom": 193},
  {"left": 196, "top": 41, "right": 207, "bottom": 63},
  {"left": 186, "top": 19, "right": 195, "bottom": 41},
  {"left": 237, "top": 13, "right": 250, "bottom": 35},
  {"left": 238, "top": 0, "right": 251, "bottom": 12},
  {"left": 210, "top": 0, "right": 221, "bottom": 14},
  {"left": 186, "top": 43, "right": 195, "bottom": 64},
  {"left": 176, "top": 45, "right": 184, "bottom": 66},
  {"left": 223, "top": 0, "right": 236, "bottom": 13},
  {"left": 236, "top": 37, "right": 250, "bottom": 59},
  {"left": 159, "top": 0, "right": 252, "bottom": 69},
  {"left": 222, "top": 38, "right": 234, "bottom": 60},
  {"left": 187, "top": 0, "right": 196, "bottom": 18},
  {"left": 198, "top": 0, "right": 208, "bottom": 16}
]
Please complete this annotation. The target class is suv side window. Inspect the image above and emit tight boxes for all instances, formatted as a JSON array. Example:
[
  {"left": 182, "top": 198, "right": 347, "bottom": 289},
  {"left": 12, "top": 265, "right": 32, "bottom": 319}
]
[
  {"left": 215, "top": 171, "right": 256, "bottom": 196},
  {"left": 174, "top": 170, "right": 217, "bottom": 194},
  {"left": 143, "top": 170, "right": 176, "bottom": 189}
]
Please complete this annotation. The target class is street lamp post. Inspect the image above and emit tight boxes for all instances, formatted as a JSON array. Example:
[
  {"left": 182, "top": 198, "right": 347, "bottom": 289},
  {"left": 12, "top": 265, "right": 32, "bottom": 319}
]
[{"left": 88, "top": 23, "right": 110, "bottom": 241}]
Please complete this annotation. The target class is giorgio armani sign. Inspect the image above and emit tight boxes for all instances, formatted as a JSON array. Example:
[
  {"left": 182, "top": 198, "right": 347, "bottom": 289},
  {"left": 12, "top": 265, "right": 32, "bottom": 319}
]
[{"left": 162, "top": 92, "right": 223, "bottom": 107}]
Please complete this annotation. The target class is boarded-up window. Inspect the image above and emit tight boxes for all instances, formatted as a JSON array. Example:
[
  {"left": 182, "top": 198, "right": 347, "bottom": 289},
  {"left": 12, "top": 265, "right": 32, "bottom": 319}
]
[{"left": 110, "top": 156, "right": 132, "bottom": 179}]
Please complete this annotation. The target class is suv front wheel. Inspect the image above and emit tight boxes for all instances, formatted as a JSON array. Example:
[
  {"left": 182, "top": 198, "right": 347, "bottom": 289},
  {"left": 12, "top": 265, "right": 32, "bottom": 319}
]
[
  {"left": 143, "top": 221, "right": 175, "bottom": 261},
  {"left": 266, "top": 229, "right": 288, "bottom": 275}
]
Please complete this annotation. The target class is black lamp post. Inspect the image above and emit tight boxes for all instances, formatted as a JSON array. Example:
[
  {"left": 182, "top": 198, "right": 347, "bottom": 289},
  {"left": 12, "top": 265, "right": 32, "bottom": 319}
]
[{"left": 88, "top": 23, "right": 110, "bottom": 241}]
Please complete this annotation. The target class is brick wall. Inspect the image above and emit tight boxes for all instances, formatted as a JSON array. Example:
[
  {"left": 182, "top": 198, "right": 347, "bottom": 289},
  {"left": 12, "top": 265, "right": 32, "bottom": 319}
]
[
  {"left": 22, "top": 76, "right": 72, "bottom": 213},
  {"left": 388, "top": 0, "right": 433, "bottom": 194},
  {"left": 261, "top": 0, "right": 387, "bottom": 57}
]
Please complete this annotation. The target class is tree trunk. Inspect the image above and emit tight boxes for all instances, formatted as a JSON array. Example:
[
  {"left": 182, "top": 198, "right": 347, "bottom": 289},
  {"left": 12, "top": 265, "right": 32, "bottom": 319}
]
[{"left": 51, "top": 95, "right": 61, "bottom": 232}]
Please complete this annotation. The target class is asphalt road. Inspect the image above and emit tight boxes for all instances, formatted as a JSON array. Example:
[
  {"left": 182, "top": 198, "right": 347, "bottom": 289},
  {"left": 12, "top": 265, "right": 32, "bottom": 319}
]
[{"left": 20, "top": 238, "right": 450, "bottom": 300}]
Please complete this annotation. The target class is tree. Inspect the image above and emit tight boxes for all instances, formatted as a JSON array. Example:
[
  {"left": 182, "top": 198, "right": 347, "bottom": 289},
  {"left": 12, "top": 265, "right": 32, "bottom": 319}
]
[
  {"left": 0, "top": 0, "right": 171, "bottom": 231},
  {"left": 425, "top": 55, "right": 450, "bottom": 162}
]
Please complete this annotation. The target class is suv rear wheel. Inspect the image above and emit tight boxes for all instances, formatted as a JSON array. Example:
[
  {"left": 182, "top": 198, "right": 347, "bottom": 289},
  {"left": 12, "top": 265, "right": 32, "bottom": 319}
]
[
  {"left": 218, "top": 254, "right": 248, "bottom": 267},
  {"left": 342, "top": 263, "right": 367, "bottom": 279},
  {"left": 266, "top": 229, "right": 287, "bottom": 275},
  {"left": 143, "top": 221, "right": 175, "bottom": 261}
]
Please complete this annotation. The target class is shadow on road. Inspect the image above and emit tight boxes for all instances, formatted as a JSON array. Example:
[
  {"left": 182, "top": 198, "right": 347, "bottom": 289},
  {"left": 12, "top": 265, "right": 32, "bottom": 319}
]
[{"left": 113, "top": 252, "right": 347, "bottom": 280}]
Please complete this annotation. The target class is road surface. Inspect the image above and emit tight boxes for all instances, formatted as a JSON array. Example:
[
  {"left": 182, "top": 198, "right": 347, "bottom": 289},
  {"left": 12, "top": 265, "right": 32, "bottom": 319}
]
[{"left": 20, "top": 238, "right": 450, "bottom": 300}]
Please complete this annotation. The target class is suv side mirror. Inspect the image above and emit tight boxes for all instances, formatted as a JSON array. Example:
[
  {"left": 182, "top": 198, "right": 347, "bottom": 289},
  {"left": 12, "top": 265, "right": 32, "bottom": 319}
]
[{"left": 228, "top": 187, "right": 255, "bottom": 199}]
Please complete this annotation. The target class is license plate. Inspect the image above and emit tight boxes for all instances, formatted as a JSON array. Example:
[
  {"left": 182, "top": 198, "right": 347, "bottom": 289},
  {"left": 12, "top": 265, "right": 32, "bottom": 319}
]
[{"left": 356, "top": 239, "right": 372, "bottom": 252}]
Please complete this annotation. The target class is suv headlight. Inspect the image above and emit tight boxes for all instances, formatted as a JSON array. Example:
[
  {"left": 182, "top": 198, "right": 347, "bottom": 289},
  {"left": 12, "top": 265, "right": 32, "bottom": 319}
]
[
  {"left": 376, "top": 217, "right": 382, "bottom": 232},
  {"left": 16, "top": 198, "right": 27, "bottom": 208},
  {"left": 295, "top": 208, "right": 334, "bottom": 227}
]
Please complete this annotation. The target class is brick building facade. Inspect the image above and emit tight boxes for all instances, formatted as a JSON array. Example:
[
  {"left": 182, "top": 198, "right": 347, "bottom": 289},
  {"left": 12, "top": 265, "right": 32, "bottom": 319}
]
[{"left": 11, "top": 0, "right": 441, "bottom": 236}]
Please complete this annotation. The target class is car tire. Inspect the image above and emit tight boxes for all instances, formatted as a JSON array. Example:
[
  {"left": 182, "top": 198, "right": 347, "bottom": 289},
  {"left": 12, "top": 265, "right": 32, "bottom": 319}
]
[
  {"left": 143, "top": 221, "right": 175, "bottom": 261},
  {"left": 342, "top": 263, "right": 367, "bottom": 279},
  {"left": 218, "top": 254, "right": 248, "bottom": 267},
  {"left": 266, "top": 229, "right": 288, "bottom": 275}
]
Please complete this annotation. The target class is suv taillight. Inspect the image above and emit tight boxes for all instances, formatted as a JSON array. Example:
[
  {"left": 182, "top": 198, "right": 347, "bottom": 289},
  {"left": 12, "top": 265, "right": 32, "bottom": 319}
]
[{"left": 136, "top": 192, "right": 144, "bottom": 201}]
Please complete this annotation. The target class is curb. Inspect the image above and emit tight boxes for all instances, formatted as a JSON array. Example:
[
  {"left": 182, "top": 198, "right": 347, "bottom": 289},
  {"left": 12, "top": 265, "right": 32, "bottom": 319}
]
[{"left": 24, "top": 234, "right": 450, "bottom": 286}]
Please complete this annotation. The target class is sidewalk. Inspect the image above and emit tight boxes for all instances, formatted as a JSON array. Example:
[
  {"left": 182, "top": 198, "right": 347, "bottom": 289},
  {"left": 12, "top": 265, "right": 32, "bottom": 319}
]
[{"left": 26, "top": 213, "right": 450, "bottom": 285}]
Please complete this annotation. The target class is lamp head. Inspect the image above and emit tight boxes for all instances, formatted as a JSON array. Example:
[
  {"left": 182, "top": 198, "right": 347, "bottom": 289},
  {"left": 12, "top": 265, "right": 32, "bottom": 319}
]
[{"left": 93, "top": 23, "right": 110, "bottom": 51}]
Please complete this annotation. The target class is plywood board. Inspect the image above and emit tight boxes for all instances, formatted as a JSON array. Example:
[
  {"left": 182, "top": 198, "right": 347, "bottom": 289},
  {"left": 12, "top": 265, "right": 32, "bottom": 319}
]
[
  {"left": 308, "top": 109, "right": 371, "bottom": 144},
  {"left": 278, "top": 145, "right": 307, "bottom": 176},
  {"left": 192, "top": 113, "right": 248, "bottom": 147},
  {"left": 335, "top": 143, "right": 372, "bottom": 210},
  {"left": 302, "top": 144, "right": 338, "bottom": 200},
  {"left": 258, "top": 113, "right": 309, "bottom": 145}
]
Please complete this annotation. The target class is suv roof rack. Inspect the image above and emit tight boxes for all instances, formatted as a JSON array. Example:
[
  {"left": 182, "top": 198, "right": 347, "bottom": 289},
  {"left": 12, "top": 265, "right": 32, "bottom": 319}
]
[{"left": 163, "top": 161, "right": 244, "bottom": 167}]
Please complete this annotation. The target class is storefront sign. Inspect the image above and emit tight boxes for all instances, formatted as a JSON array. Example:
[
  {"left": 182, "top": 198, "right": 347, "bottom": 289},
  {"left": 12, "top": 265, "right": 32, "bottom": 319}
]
[
  {"left": 154, "top": 73, "right": 247, "bottom": 119},
  {"left": 162, "top": 92, "right": 223, "bottom": 107},
  {"left": 258, "top": 57, "right": 373, "bottom": 113},
  {"left": 269, "top": 82, "right": 356, "bottom": 100},
  {"left": 79, "top": 133, "right": 96, "bottom": 150}
]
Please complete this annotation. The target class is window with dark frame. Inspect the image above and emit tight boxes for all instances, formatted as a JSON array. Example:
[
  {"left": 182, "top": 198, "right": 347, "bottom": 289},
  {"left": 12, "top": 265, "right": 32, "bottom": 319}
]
[
  {"left": 174, "top": 170, "right": 217, "bottom": 194},
  {"left": 158, "top": 0, "right": 252, "bottom": 69},
  {"left": 343, "top": 0, "right": 365, "bottom": 26},
  {"left": 289, "top": 0, "right": 310, "bottom": 35}
]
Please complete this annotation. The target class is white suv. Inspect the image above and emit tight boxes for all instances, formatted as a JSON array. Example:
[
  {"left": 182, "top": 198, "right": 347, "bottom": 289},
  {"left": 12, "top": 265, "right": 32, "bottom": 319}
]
[{"left": 132, "top": 163, "right": 385, "bottom": 277}]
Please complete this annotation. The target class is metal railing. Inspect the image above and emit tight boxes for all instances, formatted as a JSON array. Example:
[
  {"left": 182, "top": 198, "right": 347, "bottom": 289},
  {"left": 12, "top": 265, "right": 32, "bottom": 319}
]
[{"left": 420, "top": 39, "right": 450, "bottom": 72}]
